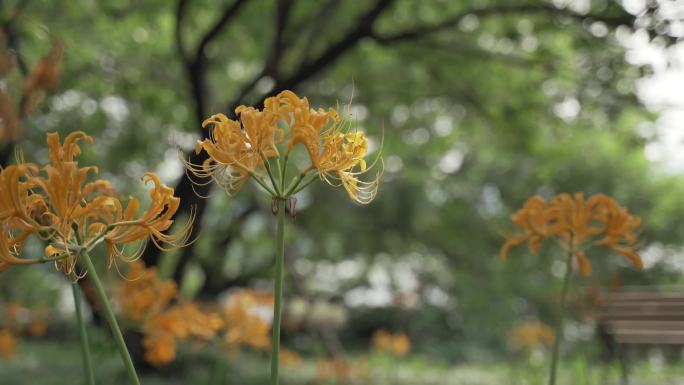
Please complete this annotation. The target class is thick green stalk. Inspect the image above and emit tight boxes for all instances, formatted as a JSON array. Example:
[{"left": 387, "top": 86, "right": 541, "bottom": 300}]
[
  {"left": 548, "top": 247, "right": 574, "bottom": 385},
  {"left": 270, "top": 198, "right": 286, "bottom": 385},
  {"left": 81, "top": 251, "right": 141, "bottom": 385},
  {"left": 71, "top": 277, "right": 95, "bottom": 385}
]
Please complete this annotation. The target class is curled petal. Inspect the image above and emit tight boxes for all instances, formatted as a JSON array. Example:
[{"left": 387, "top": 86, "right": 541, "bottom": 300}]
[
  {"left": 575, "top": 251, "right": 592, "bottom": 277},
  {"left": 104, "top": 172, "right": 194, "bottom": 265},
  {"left": 610, "top": 245, "right": 643, "bottom": 270},
  {"left": 500, "top": 236, "right": 527, "bottom": 260}
]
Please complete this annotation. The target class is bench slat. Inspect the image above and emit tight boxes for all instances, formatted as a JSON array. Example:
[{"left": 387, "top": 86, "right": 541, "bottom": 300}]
[
  {"left": 603, "top": 292, "right": 684, "bottom": 302},
  {"left": 615, "top": 331, "right": 684, "bottom": 345},
  {"left": 598, "top": 311, "right": 684, "bottom": 321},
  {"left": 598, "top": 289, "right": 684, "bottom": 345},
  {"left": 605, "top": 320, "right": 684, "bottom": 331}
]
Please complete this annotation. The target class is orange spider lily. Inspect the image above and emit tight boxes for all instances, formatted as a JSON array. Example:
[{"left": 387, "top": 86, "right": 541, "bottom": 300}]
[
  {"left": 501, "top": 193, "right": 642, "bottom": 276},
  {"left": 0, "top": 131, "right": 193, "bottom": 274},
  {"left": 185, "top": 90, "right": 381, "bottom": 204}
]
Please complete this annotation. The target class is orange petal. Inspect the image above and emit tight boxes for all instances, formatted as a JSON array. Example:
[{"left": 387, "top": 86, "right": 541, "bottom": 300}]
[{"left": 575, "top": 251, "right": 592, "bottom": 277}]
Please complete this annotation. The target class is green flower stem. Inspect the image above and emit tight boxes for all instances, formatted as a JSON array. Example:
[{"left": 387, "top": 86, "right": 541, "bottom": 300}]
[
  {"left": 275, "top": 157, "right": 283, "bottom": 184},
  {"left": 248, "top": 171, "right": 278, "bottom": 197},
  {"left": 81, "top": 251, "right": 141, "bottom": 385},
  {"left": 280, "top": 154, "right": 289, "bottom": 193},
  {"left": 284, "top": 172, "right": 306, "bottom": 196},
  {"left": 291, "top": 174, "right": 318, "bottom": 195},
  {"left": 270, "top": 198, "right": 286, "bottom": 385},
  {"left": 209, "top": 351, "right": 227, "bottom": 385},
  {"left": 71, "top": 275, "right": 95, "bottom": 385},
  {"left": 548, "top": 246, "right": 574, "bottom": 385},
  {"left": 260, "top": 153, "right": 281, "bottom": 195}
]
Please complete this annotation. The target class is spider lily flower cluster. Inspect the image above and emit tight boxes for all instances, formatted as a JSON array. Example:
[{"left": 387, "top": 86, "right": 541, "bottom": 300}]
[
  {"left": 183, "top": 90, "right": 382, "bottom": 204},
  {"left": 0, "top": 301, "right": 49, "bottom": 359},
  {"left": 501, "top": 192, "right": 642, "bottom": 385},
  {"left": 0, "top": 131, "right": 193, "bottom": 275},
  {"left": 316, "top": 356, "right": 368, "bottom": 383},
  {"left": 117, "top": 262, "right": 275, "bottom": 366},
  {"left": 371, "top": 329, "right": 411, "bottom": 357},
  {"left": 510, "top": 322, "right": 556, "bottom": 350},
  {"left": 501, "top": 193, "right": 642, "bottom": 276},
  {"left": 183, "top": 90, "right": 382, "bottom": 385}
]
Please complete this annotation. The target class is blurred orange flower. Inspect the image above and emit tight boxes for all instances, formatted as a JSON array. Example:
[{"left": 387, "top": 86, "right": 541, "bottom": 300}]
[
  {"left": 25, "top": 318, "right": 47, "bottom": 338},
  {"left": 222, "top": 289, "right": 274, "bottom": 355},
  {"left": 21, "top": 40, "right": 64, "bottom": 115},
  {"left": 0, "top": 328, "right": 16, "bottom": 358},
  {"left": 501, "top": 193, "right": 642, "bottom": 276},
  {"left": 117, "top": 263, "right": 274, "bottom": 366},
  {"left": 142, "top": 302, "right": 223, "bottom": 366},
  {"left": 142, "top": 331, "right": 176, "bottom": 366},
  {"left": 0, "top": 35, "right": 63, "bottom": 141},
  {"left": 117, "top": 261, "right": 177, "bottom": 322},
  {"left": 371, "top": 329, "right": 411, "bottom": 357},
  {"left": 316, "top": 356, "right": 352, "bottom": 382},
  {"left": 510, "top": 322, "right": 556, "bottom": 349},
  {"left": 279, "top": 348, "right": 302, "bottom": 367}
]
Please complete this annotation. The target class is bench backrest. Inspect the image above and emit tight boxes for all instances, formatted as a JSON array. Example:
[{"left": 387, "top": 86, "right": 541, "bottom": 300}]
[{"left": 598, "top": 290, "right": 684, "bottom": 344}]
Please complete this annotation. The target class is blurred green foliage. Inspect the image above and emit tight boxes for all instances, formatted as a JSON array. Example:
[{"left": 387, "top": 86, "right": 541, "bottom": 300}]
[
  {"left": 2, "top": 339, "right": 684, "bottom": 384},
  {"left": 1, "top": 0, "right": 684, "bottom": 376}
]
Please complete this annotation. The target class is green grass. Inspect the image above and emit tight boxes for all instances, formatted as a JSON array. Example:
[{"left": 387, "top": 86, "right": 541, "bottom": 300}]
[{"left": 2, "top": 338, "right": 684, "bottom": 385}]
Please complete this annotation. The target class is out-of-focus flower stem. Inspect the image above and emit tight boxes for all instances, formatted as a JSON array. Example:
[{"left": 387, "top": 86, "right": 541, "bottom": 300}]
[
  {"left": 270, "top": 198, "right": 286, "bottom": 385},
  {"left": 548, "top": 245, "right": 574, "bottom": 385},
  {"left": 209, "top": 346, "right": 228, "bottom": 385},
  {"left": 81, "top": 251, "right": 141, "bottom": 385},
  {"left": 70, "top": 273, "right": 95, "bottom": 385}
]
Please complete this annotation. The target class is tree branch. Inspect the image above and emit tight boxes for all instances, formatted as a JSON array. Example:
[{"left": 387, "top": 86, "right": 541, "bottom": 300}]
[
  {"left": 265, "top": 0, "right": 295, "bottom": 78},
  {"left": 373, "top": 4, "right": 634, "bottom": 44},
  {"left": 174, "top": 0, "right": 190, "bottom": 67},
  {"left": 193, "top": 0, "right": 250, "bottom": 68},
  {"left": 299, "top": 0, "right": 342, "bottom": 63},
  {"left": 275, "top": 0, "right": 395, "bottom": 91}
]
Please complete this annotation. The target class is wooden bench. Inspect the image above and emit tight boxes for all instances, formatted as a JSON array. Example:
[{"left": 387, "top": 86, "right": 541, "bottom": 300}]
[
  {"left": 598, "top": 289, "right": 684, "bottom": 345},
  {"left": 595, "top": 289, "right": 684, "bottom": 383}
]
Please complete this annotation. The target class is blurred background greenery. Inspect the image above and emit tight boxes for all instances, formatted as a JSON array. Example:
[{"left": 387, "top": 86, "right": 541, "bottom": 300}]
[{"left": 1, "top": 0, "right": 684, "bottom": 384}]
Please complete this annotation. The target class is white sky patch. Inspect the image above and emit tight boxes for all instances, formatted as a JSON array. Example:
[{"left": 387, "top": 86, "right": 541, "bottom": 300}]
[
  {"left": 402, "top": 127, "right": 430, "bottom": 145},
  {"left": 169, "top": 129, "right": 200, "bottom": 150},
  {"left": 640, "top": 242, "right": 684, "bottom": 272},
  {"left": 155, "top": 148, "right": 184, "bottom": 184},
  {"left": 345, "top": 286, "right": 393, "bottom": 308},
  {"left": 438, "top": 148, "right": 465, "bottom": 174},
  {"left": 621, "top": 18, "right": 684, "bottom": 172},
  {"left": 553, "top": 97, "right": 581, "bottom": 122},
  {"left": 385, "top": 155, "right": 404, "bottom": 174},
  {"left": 433, "top": 115, "right": 454, "bottom": 137},
  {"left": 100, "top": 95, "right": 129, "bottom": 122},
  {"left": 350, "top": 104, "right": 369, "bottom": 121}
]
